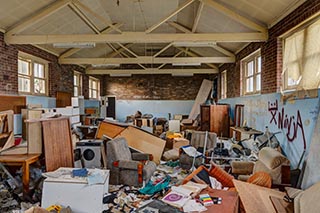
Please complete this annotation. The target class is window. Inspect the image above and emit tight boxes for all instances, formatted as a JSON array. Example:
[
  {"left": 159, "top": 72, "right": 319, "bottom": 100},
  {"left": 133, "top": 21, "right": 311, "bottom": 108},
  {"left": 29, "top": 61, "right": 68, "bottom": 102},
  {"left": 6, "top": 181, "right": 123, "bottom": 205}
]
[
  {"left": 74, "top": 71, "right": 82, "bottom": 97},
  {"left": 89, "top": 77, "right": 100, "bottom": 99},
  {"left": 241, "top": 50, "right": 261, "bottom": 95},
  {"left": 282, "top": 17, "right": 320, "bottom": 91},
  {"left": 221, "top": 70, "right": 227, "bottom": 99},
  {"left": 18, "top": 52, "right": 48, "bottom": 95}
]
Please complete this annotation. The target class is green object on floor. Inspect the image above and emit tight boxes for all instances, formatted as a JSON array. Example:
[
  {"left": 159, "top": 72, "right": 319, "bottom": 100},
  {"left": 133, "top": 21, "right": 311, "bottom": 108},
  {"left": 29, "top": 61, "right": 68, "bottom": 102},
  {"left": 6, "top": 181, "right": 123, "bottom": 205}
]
[{"left": 139, "top": 176, "right": 171, "bottom": 195}]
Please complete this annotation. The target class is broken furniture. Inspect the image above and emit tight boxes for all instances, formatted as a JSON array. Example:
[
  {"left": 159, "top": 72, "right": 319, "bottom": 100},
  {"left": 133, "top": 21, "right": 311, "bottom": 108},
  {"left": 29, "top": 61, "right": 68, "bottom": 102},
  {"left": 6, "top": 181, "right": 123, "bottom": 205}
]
[
  {"left": 106, "top": 137, "right": 156, "bottom": 186},
  {"left": 231, "top": 147, "right": 290, "bottom": 186},
  {"left": 0, "top": 110, "right": 15, "bottom": 153},
  {"left": 0, "top": 154, "right": 41, "bottom": 197},
  {"left": 41, "top": 167, "right": 109, "bottom": 213},
  {"left": 229, "top": 126, "right": 263, "bottom": 141},
  {"left": 200, "top": 104, "right": 230, "bottom": 137},
  {"left": 179, "top": 131, "right": 217, "bottom": 170}
]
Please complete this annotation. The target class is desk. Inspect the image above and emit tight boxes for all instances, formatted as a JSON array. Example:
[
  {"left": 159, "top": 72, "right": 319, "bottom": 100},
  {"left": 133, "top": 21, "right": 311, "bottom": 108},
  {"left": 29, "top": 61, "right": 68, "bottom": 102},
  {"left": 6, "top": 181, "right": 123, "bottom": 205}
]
[
  {"left": 199, "top": 188, "right": 239, "bottom": 213},
  {"left": 229, "top": 126, "right": 263, "bottom": 141},
  {"left": 0, "top": 154, "right": 41, "bottom": 196}
]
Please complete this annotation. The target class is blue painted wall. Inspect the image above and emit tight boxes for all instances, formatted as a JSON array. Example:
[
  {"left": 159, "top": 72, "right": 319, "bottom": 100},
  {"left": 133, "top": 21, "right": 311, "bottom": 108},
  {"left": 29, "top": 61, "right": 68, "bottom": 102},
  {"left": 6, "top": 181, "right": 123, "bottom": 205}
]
[
  {"left": 115, "top": 100, "right": 194, "bottom": 122},
  {"left": 219, "top": 90, "right": 320, "bottom": 169}
]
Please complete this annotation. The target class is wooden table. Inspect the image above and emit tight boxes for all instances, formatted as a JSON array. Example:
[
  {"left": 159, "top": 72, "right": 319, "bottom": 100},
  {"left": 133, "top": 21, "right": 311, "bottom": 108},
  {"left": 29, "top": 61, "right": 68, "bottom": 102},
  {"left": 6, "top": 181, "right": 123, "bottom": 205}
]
[
  {"left": 199, "top": 188, "right": 239, "bottom": 213},
  {"left": 230, "top": 126, "right": 263, "bottom": 141},
  {"left": 0, "top": 154, "right": 41, "bottom": 196}
]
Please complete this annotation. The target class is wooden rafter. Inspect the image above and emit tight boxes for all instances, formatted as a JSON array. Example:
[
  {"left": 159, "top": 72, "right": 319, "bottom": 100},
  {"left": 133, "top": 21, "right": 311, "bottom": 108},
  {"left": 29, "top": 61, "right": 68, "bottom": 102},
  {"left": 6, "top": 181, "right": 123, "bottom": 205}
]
[
  {"left": 6, "top": 0, "right": 71, "bottom": 36},
  {"left": 201, "top": 0, "right": 267, "bottom": 33},
  {"left": 176, "top": 47, "right": 218, "bottom": 69},
  {"left": 86, "top": 68, "right": 217, "bottom": 75},
  {"left": 72, "top": 0, "right": 122, "bottom": 33},
  {"left": 146, "top": 0, "right": 196, "bottom": 33},
  {"left": 5, "top": 32, "right": 267, "bottom": 44},
  {"left": 153, "top": 43, "right": 173, "bottom": 57},
  {"left": 59, "top": 23, "right": 123, "bottom": 59},
  {"left": 167, "top": 21, "right": 192, "bottom": 33},
  {"left": 211, "top": 44, "right": 235, "bottom": 57},
  {"left": 157, "top": 50, "right": 184, "bottom": 69},
  {"left": 192, "top": 1, "right": 204, "bottom": 32},
  {"left": 59, "top": 56, "right": 235, "bottom": 65},
  {"left": 69, "top": 3, "right": 100, "bottom": 33}
]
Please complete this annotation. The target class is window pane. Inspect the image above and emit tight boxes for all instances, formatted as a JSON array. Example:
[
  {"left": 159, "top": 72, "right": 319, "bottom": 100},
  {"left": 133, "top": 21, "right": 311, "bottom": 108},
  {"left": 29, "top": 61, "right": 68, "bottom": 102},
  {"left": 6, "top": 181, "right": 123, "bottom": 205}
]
[
  {"left": 287, "top": 62, "right": 301, "bottom": 86},
  {"left": 34, "top": 78, "right": 46, "bottom": 93},
  {"left": 74, "top": 87, "right": 78, "bottom": 97},
  {"left": 34, "top": 63, "right": 44, "bottom": 78},
  {"left": 246, "top": 77, "right": 253, "bottom": 92},
  {"left": 18, "top": 77, "right": 30, "bottom": 92},
  {"left": 74, "top": 75, "right": 78, "bottom": 86},
  {"left": 18, "top": 60, "right": 29, "bottom": 75},
  {"left": 92, "top": 90, "right": 97, "bottom": 98},
  {"left": 247, "top": 61, "right": 254, "bottom": 76},
  {"left": 92, "top": 81, "right": 97, "bottom": 89},
  {"left": 256, "top": 74, "right": 261, "bottom": 91},
  {"left": 257, "top": 56, "right": 261, "bottom": 73}
]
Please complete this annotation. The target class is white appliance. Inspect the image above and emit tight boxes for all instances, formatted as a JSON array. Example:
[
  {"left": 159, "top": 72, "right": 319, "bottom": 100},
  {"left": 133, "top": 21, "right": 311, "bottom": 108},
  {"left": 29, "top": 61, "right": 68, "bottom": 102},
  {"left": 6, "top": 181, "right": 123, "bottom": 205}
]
[
  {"left": 42, "top": 167, "right": 109, "bottom": 213},
  {"left": 76, "top": 140, "right": 103, "bottom": 168}
]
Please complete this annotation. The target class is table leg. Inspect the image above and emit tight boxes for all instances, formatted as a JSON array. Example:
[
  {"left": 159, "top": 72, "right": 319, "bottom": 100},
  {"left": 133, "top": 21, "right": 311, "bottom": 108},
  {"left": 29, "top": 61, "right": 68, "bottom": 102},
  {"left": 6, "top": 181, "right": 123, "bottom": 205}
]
[{"left": 22, "top": 161, "right": 30, "bottom": 196}]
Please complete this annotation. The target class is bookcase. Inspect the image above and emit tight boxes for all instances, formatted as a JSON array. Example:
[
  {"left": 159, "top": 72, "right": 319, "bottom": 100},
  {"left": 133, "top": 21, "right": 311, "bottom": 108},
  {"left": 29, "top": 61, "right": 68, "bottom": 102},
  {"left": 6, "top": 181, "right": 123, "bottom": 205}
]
[{"left": 200, "top": 104, "right": 230, "bottom": 137}]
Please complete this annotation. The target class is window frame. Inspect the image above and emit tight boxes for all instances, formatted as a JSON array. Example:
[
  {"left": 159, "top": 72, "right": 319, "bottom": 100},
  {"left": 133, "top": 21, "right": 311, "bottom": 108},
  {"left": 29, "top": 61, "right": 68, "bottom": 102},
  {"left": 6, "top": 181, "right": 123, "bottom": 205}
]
[
  {"left": 220, "top": 70, "right": 227, "bottom": 99},
  {"left": 89, "top": 77, "right": 100, "bottom": 99},
  {"left": 18, "top": 52, "right": 48, "bottom": 96},
  {"left": 241, "top": 50, "right": 261, "bottom": 96},
  {"left": 73, "top": 71, "right": 83, "bottom": 97}
]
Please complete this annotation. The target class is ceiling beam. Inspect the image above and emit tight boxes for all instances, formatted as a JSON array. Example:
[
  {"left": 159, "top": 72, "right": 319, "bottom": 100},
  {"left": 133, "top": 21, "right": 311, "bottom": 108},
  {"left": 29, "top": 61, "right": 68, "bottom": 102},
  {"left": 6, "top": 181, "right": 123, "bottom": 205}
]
[
  {"left": 167, "top": 21, "right": 192, "bottom": 33},
  {"left": 86, "top": 68, "right": 218, "bottom": 75},
  {"left": 69, "top": 3, "right": 100, "bottom": 34},
  {"left": 192, "top": 1, "right": 204, "bottom": 32},
  {"left": 6, "top": 0, "right": 71, "bottom": 36},
  {"left": 59, "top": 56, "right": 235, "bottom": 65},
  {"left": 153, "top": 43, "right": 173, "bottom": 57},
  {"left": 176, "top": 47, "right": 218, "bottom": 69},
  {"left": 72, "top": 0, "right": 122, "bottom": 33},
  {"left": 157, "top": 50, "right": 184, "bottom": 69},
  {"left": 145, "top": 0, "right": 196, "bottom": 33},
  {"left": 201, "top": 0, "right": 267, "bottom": 33},
  {"left": 211, "top": 44, "right": 235, "bottom": 57},
  {"left": 59, "top": 23, "right": 123, "bottom": 59},
  {"left": 5, "top": 32, "right": 267, "bottom": 44}
]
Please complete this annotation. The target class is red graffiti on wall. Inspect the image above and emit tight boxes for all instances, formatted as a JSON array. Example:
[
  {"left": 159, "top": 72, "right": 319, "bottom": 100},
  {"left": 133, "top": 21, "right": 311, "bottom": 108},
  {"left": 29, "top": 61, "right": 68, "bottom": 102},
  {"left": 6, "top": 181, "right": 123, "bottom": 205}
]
[{"left": 268, "top": 100, "right": 306, "bottom": 149}]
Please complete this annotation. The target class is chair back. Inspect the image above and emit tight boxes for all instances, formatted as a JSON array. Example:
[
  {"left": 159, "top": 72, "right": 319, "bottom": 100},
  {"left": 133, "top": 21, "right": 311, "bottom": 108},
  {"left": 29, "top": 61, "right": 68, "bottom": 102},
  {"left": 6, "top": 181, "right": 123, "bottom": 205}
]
[
  {"left": 106, "top": 137, "right": 132, "bottom": 166},
  {"left": 190, "top": 131, "right": 217, "bottom": 150}
]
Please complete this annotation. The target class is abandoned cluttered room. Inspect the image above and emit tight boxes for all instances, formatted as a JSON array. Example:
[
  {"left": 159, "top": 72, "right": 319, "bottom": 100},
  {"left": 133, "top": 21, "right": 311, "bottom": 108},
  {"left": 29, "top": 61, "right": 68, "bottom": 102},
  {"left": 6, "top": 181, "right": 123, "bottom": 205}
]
[{"left": 0, "top": 0, "right": 320, "bottom": 212}]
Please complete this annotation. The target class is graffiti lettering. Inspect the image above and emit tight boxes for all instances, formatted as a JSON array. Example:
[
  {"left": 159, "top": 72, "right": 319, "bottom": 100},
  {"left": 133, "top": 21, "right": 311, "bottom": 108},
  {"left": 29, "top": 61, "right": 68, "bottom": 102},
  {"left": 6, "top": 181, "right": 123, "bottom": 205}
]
[{"left": 268, "top": 100, "right": 306, "bottom": 149}]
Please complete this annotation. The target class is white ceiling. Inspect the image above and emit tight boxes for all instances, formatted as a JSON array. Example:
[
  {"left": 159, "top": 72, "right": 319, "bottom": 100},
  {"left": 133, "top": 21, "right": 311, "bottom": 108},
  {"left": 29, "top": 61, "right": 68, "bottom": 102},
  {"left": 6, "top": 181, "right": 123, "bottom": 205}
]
[{"left": 0, "top": 0, "right": 307, "bottom": 75}]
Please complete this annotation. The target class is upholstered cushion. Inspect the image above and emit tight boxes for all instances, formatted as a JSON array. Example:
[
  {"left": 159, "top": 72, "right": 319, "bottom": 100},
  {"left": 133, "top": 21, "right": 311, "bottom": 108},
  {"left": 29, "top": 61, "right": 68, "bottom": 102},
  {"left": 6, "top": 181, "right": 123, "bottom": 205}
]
[
  {"left": 209, "top": 162, "right": 234, "bottom": 187},
  {"left": 295, "top": 181, "right": 320, "bottom": 213},
  {"left": 231, "top": 161, "right": 254, "bottom": 175},
  {"left": 258, "top": 147, "right": 289, "bottom": 170}
]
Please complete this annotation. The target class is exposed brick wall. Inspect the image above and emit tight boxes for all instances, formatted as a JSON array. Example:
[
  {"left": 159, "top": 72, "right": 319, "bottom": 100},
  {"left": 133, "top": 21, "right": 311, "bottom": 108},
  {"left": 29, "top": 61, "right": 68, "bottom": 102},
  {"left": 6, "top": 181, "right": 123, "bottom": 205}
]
[
  {"left": 0, "top": 33, "right": 18, "bottom": 94},
  {"left": 104, "top": 74, "right": 215, "bottom": 100},
  {"left": 220, "top": 0, "right": 320, "bottom": 97},
  {"left": 0, "top": 32, "right": 85, "bottom": 97}
]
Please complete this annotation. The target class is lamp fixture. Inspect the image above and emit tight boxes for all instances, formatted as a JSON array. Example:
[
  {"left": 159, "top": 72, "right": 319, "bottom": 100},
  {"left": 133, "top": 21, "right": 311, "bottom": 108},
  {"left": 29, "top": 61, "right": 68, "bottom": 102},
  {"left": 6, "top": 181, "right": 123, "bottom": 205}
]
[
  {"left": 110, "top": 73, "right": 132, "bottom": 77},
  {"left": 172, "top": 73, "right": 194, "bottom": 77},
  {"left": 172, "top": 62, "right": 201, "bottom": 66},
  {"left": 173, "top": 41, "right": 217, "bottom": 47},
  {"left": 92, "top": 64, "right": 120, "bottom": 68},
  {"left": 53, "top": 42, "right": 96, "bottom": 48}
]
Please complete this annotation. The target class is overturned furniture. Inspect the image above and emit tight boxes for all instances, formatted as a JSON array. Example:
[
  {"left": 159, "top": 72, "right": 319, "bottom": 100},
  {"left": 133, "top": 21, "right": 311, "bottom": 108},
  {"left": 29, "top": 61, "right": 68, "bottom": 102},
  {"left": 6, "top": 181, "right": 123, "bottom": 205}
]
[
  {"left": 231, "top": 147, "right": 290, "bottom": 186},
  {"left": 106, "top": 137, "right": 156, "bottom": 186},
  {"left": 0, "top": 110, "right": 15, "bottom": 153}
]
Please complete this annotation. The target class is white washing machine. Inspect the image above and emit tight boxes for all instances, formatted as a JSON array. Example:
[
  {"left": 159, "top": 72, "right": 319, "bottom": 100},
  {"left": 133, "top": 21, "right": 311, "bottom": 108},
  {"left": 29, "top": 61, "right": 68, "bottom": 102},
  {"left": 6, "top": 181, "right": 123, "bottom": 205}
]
[{"left": 76, "top": 140, "right": 103, "bottom": 168}]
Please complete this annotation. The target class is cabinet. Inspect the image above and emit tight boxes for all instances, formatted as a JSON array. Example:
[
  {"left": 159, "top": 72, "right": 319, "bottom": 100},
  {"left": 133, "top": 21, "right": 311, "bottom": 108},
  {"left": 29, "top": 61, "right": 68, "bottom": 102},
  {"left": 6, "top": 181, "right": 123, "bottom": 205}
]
[{"left": 200, "top": 104, "right": 230, "bottom": 137}]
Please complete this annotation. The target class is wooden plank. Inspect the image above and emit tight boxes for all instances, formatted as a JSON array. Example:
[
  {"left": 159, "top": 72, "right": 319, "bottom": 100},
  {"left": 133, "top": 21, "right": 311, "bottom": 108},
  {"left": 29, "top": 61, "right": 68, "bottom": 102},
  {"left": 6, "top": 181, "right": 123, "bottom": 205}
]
[
  {"left": 116, "top": 126, "right": 166, "bottom": 164},
  {"left": 56, "top": 91, "right": 72, "bottom": 107},
  {"left": 95, "top": 120, "right": 127, "bottom": 139},
  {"left": 41, "top": 117, "right": 73, "bottom": 172},
  {"left": 0, "top": 95, "right": 26, "bottom": 114},
  {"left": 188, "top": 79, "right": 213, "bottom": 120}
]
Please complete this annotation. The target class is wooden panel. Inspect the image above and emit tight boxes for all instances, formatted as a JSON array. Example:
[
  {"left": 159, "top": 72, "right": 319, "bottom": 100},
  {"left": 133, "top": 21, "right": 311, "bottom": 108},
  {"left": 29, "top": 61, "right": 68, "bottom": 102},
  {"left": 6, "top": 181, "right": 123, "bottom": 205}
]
[
  {"left": 210, "top": 104, "right": 230, "bottom": 137},
  {"left": 116, "top": 126, "right": 166, "bottom": 164},
  {"left": 0, "top": 95, "right": 26, "bottom": 114},
  {"left": 41, "top": 117, "right": 73, "bottom": 171},
  {"left": 188, "top": 79, "right": 213, "bottom": 120},
  {"left": 0, "top": 110, "right": 15, "bottom": 153},
  {"left": 200, "top": 105, "right": 210, "bottom": 131},
  {"left": 56, "top": 91, "right": 72, "bottom": 107},
  {"left": 95, "top": 121, "right": 126, "bottom": 139}
]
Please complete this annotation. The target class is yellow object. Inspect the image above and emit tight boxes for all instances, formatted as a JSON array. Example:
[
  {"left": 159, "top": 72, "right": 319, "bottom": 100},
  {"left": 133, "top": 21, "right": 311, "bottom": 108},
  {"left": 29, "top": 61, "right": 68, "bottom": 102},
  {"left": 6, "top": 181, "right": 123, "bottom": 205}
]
[
  {"left": 46, "top": 205, "right": 62, "bottom": 212},
  {"left": 166, "top": 132, "right": 182, "bottom": 139}
]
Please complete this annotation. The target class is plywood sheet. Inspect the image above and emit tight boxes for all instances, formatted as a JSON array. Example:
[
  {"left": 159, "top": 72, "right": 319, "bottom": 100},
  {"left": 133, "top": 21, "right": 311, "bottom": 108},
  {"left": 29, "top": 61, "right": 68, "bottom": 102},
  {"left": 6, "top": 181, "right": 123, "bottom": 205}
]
[
  {"left": 0, "top": 95, "right": 26, "bottom": 114},
  {"left": 56, "top": 91, "right": 72, "bottom": 107},
  {"left": 95, "top": 120, "right": 127, "bottom": 139},
  {"left": 41, "top": 117, "right": 73, "bottom": 172},
  {"left": 116, "top": 126, "right": 166, "bottom": 164},
  {"left": 188, "top": 79, "right": 212, "bottom": 120},
  {"left": 233, "top": 180, "right": 286, "bottom": 213}
]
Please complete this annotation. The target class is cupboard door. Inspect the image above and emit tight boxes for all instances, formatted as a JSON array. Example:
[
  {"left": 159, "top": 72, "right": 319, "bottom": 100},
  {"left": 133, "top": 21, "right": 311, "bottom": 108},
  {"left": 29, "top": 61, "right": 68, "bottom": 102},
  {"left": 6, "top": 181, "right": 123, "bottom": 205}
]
[
  {"left": 200, "top": 105, "right": 210, "bottom": 131},
  {"left": 210, "top": 105, "right": 230, "bottom": 137}
]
